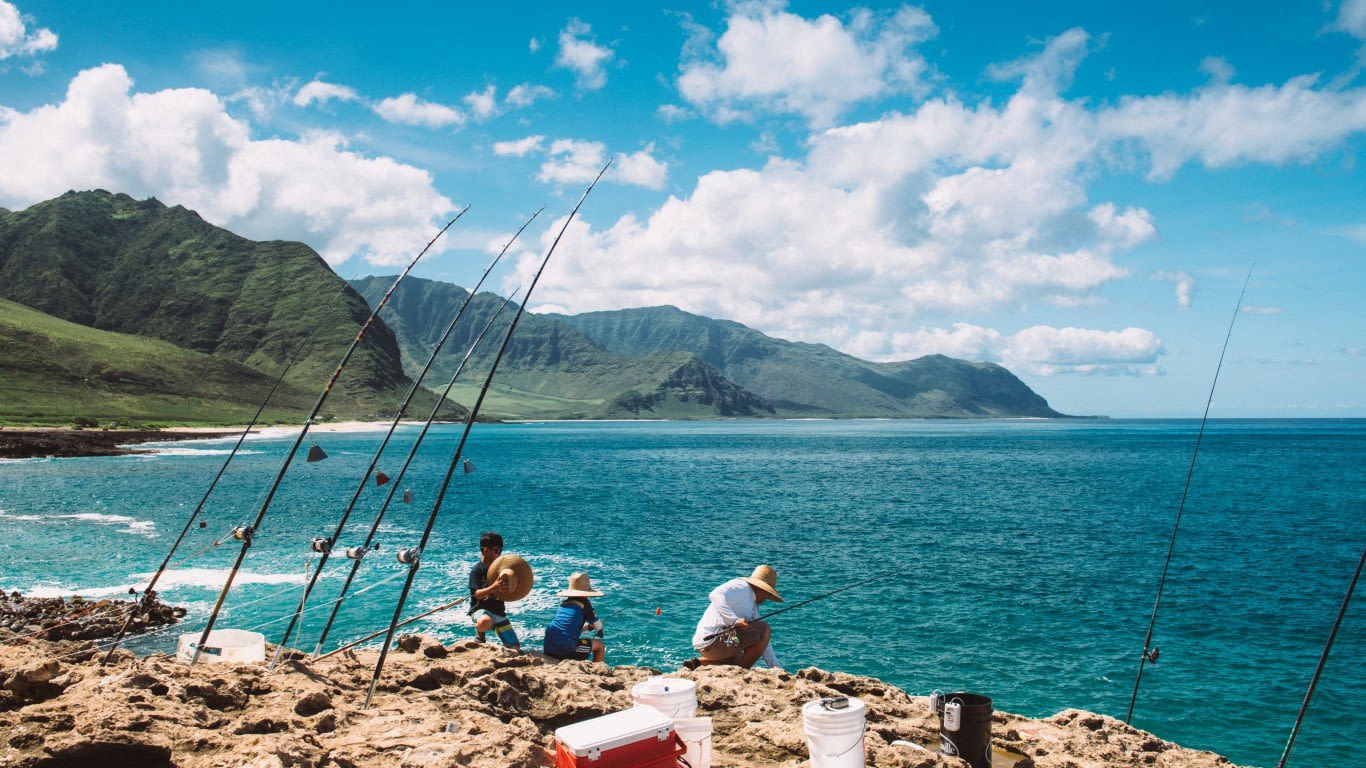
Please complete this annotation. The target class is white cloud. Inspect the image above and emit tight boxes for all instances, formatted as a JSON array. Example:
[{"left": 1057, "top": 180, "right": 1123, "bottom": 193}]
[
  {"left": 1100, "top": 75, "right": 1366, "bottom": 179},
  {"left": 463, "top": 85, "right": 499, "bottom": 120},
  {"left": 504, "top": 83, "right": 554, "bottom": 108},
  {"left": 1001, "top": 326, "right": 1164, "bottom": 376},
  {"left": 294, "top": 79, "right": 359, "bottom": 107},
  {"left": 529, "top": 37, "right": 542, "bottom": 54},
  {"left": 493, "top": 135, "right": 544, "bottom": 157},
  {"left": 498, "top": 22, "right": 1366, "bottom": 364},
  {"left": 530, "top": 139, "right": 667, "bottom": 189},
  {"left": 868, "top": 322, "right": 1165, "bottom": 376},
  {"left": 1338, "top": 0, "right": 1366, "bottom": 40},
  {"left": 657, "top": 104, "right": 694, "bottom": 123},
  {"left": 678, "top": 3, "right": 937, "bottom": 127},
  {"left": 0, "top": 1, "right": 56, "bottom": 59},
  {"left": 0, "top": 64, "right": 454, "bottom": 265},
  {"left": 1241, "top": 305, "right": 1285, "bottom": 315},
  {"left": 373, "top": 93, "right": 465, "bottom": 128},
  {"left": 1153, "top": 270, "right": 1195, "bottom": 308},
  {"left": 555, "top": 19, "right": 614, "bottom": 90}
]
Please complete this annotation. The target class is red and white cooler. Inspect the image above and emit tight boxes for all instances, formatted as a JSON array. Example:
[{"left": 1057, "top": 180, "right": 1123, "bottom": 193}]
[{"left": 554, "top": 705, "right": 686, "bottom": 768}]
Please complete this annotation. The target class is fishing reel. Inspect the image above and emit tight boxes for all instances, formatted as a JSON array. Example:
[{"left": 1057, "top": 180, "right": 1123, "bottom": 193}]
[
  {"left": 1144, "top": 646, "right": 1161, "bottom": 664},
  {"left": 231, "top": 525, "right": 254, "bottom": 543},
  {"left": 397, "top": 548, "right": 421, "bottom": 566},
  {"left": 311, "top": 537, "right": 332, "bottom": 554},
  {"left": 343, "top": 546, "right": 368, "bottom": 561}
]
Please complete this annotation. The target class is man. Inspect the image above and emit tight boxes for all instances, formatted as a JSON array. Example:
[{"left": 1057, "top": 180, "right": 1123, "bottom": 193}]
[
  {"left": 468, "top": 531, "right": 519, "bottom": 648},
  {"left": 689, "top": 565, "right": 783, "bottom": 670}
]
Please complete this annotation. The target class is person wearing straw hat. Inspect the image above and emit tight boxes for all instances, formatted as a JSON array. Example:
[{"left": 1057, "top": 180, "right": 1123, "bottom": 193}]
[
  {"left": 688, "top": 565, "right": 784, "bottom": 670},
  {"left": 543, "top": 572, "right": 606, "bottom": 662}
]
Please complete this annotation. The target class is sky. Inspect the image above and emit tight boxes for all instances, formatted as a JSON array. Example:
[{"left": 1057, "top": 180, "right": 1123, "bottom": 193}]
[{"left": 0, "top": 0, "right": 1362, "bottom": 417}]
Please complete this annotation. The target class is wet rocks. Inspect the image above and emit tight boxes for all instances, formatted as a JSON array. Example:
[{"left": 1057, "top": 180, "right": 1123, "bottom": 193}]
[{"left": 0, "top": 591, "right": 185, "bottom": 643}]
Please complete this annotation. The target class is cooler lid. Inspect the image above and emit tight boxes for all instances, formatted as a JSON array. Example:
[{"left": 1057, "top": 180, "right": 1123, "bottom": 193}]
[
  {"left": 802, "top": 696, "right": 867, "bottom": 723},
  {"left": 555, "top": 706, "right": 675, "bottom": 756}
]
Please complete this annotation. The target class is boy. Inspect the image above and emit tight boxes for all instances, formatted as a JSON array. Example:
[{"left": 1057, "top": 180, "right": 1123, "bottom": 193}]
[
  {"left": 468, "top": 531, "right": 519, "bottom": 648},
  {"left": 543, "top": 572, "right": 605, "bottom": 662}
]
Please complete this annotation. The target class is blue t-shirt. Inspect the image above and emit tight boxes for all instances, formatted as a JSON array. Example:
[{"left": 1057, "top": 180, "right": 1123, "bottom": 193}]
[{"left": 544, "top": 597, "right": 597, "bottom": 656}]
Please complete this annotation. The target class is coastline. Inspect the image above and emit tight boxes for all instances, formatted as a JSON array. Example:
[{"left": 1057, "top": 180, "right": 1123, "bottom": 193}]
[{"left": 0, "top": 632, "right": 1242, "bottom": 768}]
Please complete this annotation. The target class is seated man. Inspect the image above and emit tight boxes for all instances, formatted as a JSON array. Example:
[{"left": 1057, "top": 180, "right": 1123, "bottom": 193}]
[
  {"left": 689, "top": 565, "right": 783, "bottom": 669},
  {"left": 468, "top": 531, "right": 519, "bottom": 649},
  {"left": 543, "top": 572, "right": 606, "bottom": 662}
]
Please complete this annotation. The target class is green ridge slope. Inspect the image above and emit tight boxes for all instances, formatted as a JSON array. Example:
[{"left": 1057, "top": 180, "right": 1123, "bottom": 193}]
[
  {"left": 350, "top": 276, "right": 775, "bottom": 420},
  {"left": 0, "top": 297, "right": 320, "bottom": 426},
  {"left": 551, "top": 306, "right": 1062, "bottom": 418},
  {"left": 0, "top": 191, "right": 429, "bottom": 415}
]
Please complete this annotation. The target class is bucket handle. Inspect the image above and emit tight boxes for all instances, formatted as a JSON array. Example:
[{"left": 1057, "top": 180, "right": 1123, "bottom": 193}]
[{"left": 807, "top": 732, "right": 865, "bottom": 760}]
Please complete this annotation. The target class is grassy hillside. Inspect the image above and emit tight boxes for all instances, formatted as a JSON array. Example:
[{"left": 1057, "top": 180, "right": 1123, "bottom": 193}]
[
  {"left": 553, "top": 306, "right": 1062, "bottom": 418},
  {"left": 0, "top": 191, "right": 423, "bottom": 412},
  {"left": 0, "top": 297, "right": 321, "bottom": 426},
  {"left": 351, "top": 276, "right": 774, "bottom": 420}
]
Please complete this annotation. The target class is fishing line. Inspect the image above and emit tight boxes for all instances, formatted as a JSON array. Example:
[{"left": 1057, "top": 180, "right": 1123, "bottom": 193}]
[
  {"left": 701, "top": 571, "right": 895, "bottom": 643},
  {"left": 187, "top": 209, "right": 466, "bottom": 666},
  {"left": 1125, "top": 265, "right": 1254, "bottom": 724},
  {"left": 1275, "top": 545, "right": 1364, "bottom": 768},
  {"left": 363, "top": 162, "right": 611, "bottom": 707},
  {"left": 99, "top": 269, "right": 368, "bottom": 662},
  {"left": 309, "top": 288, "right": 522, "bottom": 656},
  {"left": 268, "top": 207, "right": 543, "bottom": 667}
]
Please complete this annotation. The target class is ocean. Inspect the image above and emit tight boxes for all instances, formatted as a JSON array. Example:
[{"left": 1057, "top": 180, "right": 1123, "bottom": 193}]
[{"left": 0, "top": 418, "right": 1361, "bottom": 766}]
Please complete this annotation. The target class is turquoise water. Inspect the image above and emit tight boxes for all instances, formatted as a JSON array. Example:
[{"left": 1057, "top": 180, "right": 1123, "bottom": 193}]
[{"left": 0, "top": 419, "right": 1361, "bottom": 766}]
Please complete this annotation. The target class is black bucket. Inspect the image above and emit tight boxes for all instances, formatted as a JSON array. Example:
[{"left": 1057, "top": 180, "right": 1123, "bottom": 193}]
[{"left": 938, "top": 692, "right": 992, "bottom": 768}]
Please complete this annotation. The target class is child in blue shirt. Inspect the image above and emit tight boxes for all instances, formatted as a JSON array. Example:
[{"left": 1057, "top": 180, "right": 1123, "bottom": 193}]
[{"left": 543, "top": 572, "right": 605, "bottom": 662}]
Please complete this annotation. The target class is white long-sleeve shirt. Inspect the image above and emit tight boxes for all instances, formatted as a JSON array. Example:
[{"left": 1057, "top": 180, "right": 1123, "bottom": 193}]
[{"left": 691, "top": 578, "right": 782, "bottom": 669}]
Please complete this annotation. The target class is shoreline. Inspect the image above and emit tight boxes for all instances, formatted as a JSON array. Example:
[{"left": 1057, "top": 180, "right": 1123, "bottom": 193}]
[{"left": 0, "top": 631, "right": 1242, "bottom": 768}]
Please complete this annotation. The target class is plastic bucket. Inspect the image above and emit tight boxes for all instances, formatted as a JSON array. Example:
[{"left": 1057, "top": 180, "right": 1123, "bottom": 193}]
[
  {"left": 674, "top": 716, "right": 713, "bottom": 768},
  {"left": 176, "top": 629, "right": 265, "bottom": 664},
  {"left": 802, "top": 696, "right": 867, "bottom": 768},
  {"left": 631, "top": 676, "right": 698, "bottom": 719},
  {"left": 938, "top": 692, "right": 992, "bottom": 768}
]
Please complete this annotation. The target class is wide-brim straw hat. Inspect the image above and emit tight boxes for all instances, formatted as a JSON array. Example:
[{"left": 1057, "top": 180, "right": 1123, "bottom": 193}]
[
  {"left": 558, "top": 572, "right": 604, "bottom": 598},
  {"left": 742, "top": 564, "right": 783, "bottom": 602},
  {"left": 487, "top": 553, "right": 535, "bottom": 602}
]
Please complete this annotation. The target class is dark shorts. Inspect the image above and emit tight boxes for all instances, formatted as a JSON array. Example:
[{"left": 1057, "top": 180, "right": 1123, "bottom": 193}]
[
  {"left": 545, "top": 637, "right": 593, "bottom": 661},
  {"left": 697, "top": 619, "right": 770, "bottom": 663}
]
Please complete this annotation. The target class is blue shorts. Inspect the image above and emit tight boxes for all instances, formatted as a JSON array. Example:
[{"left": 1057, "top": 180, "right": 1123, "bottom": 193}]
[
  {"left": 545, "top": 637, "right": 594, "bottom": 661},
  {"left": 471, "top": 609, "right": 519, "bottom": 647}
]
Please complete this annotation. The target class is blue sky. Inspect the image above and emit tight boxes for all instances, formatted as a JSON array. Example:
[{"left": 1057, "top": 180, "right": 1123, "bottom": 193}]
[{"left": 1, "top": 1, "right": 1362, "bottom": 417}]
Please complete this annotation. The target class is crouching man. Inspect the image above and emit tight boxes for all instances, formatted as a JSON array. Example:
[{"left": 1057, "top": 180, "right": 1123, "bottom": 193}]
[{"left": 688, "top": 565, "right": 783, "bottom": 670}]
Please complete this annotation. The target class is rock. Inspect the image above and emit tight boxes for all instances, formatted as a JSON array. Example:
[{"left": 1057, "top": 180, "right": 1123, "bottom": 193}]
[{"left": 0, "top": 634, "right": 1245, "bottom": 768}]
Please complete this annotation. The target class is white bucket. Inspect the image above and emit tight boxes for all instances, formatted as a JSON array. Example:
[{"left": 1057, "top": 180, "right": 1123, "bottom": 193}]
[
  {"left": 631, "top": 676, "right": 698, "bottom": 719},
  {"left": 176, "top": 629, "right": 266, "bottom": 664},
  {"left": 802, "top": 696, "right": 867, "bottom": 768},
  {"left": 674, "top": 717, "right": 713, "bottom": 768}
]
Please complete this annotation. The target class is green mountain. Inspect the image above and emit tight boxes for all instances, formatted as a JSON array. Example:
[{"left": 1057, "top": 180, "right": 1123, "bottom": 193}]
[
  {"left": 350, "top": 276, "right": 775, "bottom": 420},
  {"left": 0, "top": 191, "right": 424, "bottom": 414},
  {"left": 0, "top": 297, "right": 318, "bottom": 425},
  {"left": 551, "top": 306, "right": 1062, "bottom": 417},
  {"left": 0, "top": 191, "right": 447, "bottom": 420}
]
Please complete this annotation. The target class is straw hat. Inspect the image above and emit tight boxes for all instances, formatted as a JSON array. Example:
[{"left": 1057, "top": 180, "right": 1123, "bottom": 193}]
[
  {"left": 487, "top": 553, "right": 534, "bottom": 602},
  {"left": 742, "top": 564, "right": 783, "bottom": 602},
  {"left": 557, "top": 572, "right": 604, "bottom": 598}
]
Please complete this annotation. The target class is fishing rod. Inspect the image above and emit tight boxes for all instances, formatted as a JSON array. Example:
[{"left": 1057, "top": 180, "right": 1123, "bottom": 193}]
[
  {"left": 363, "top": 162, "right": 611, "bottom": 707},
  {"left": 1125, "top": 265, "right": 1253, "bottom": 723},
  {"left": 314, "top": 597, "right": 467, "bottom": 661},
  {"left": 701, "top": 570, "right": 894, "bottom": 643},
  {"left": 187, "top": 208, "right": 467, "bottom": 666},
  {"left": 1276, "top": 544, "right": 1364, "bottom": 768},
  {"left": 310, "top": 289, "right": 521, "bottom": 657},
  {"left": 100, "top": 274, "right": 361, "bottom": 664},
  {"left": 267, "top": 208, "right": 542, "bottom": 668}
]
